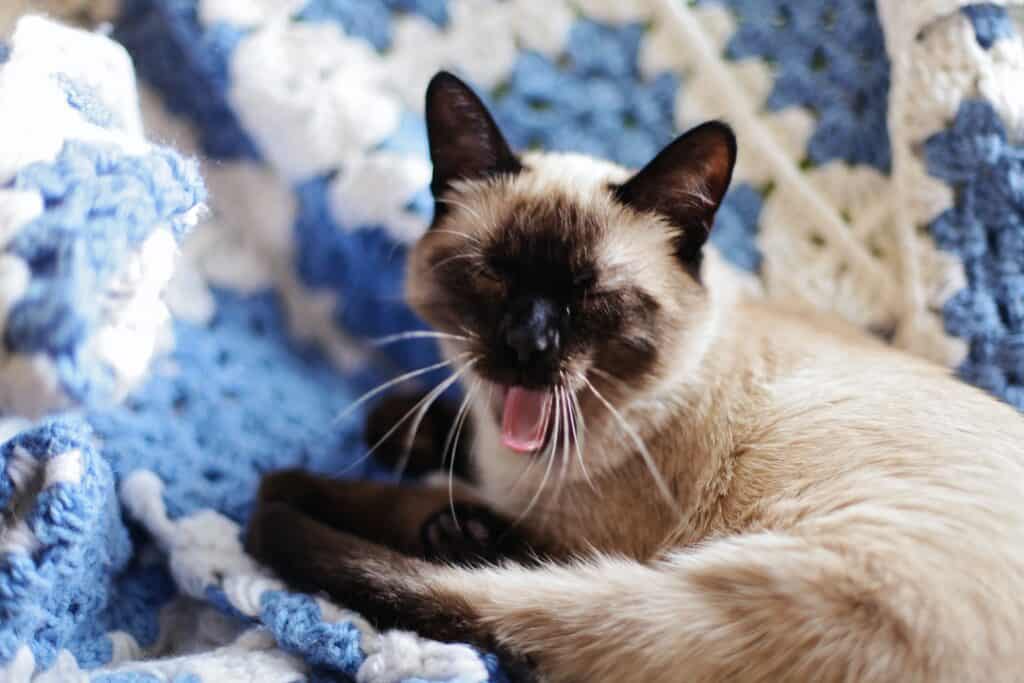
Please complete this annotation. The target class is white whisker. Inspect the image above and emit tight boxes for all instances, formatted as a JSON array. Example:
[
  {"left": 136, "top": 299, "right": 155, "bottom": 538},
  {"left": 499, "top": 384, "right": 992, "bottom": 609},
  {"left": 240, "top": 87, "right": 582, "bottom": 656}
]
[
  {"left": 339, "top": 359, "right": 476, "bottom": 476},
  {"left": 334, "top": 354, "right": 469, "bottom": 423},
  {"left": 392, "top": 359, "right": 479, "bottom": 480},
  {"left": 437, "top": 197, "right": 484, "bottom": 223},
  {"left": 581, "top": 374, "right": 682, "bottom": 518},
  {"left": 430, "top": 252, "right": 479, "bottom": 273},
  {"left": 430, "top": 228, "right": 482, "bottom": 244},
  {"left": 444, "top": 380, "right": 479, "bottom": 530},
  {"left": 513, "top": 390, "right": 559, "bottom": 530},
  {"left": 544, "top": 387, "right": 572, "bottom": 529},
  {"left": 565, "top": 378, "right": 596, "bottom": 492},
  {"left": 370, "top": 330, "right": 471, "bottom": 347}
]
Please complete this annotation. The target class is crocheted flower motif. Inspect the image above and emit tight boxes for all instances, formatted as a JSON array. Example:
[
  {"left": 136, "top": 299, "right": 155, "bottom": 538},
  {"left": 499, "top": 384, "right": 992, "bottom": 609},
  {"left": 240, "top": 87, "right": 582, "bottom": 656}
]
[
  {"left": 0, "top": 419, "right": 135, "bottom": 670},
  {"left": 924, "top": 100, "right": 1024, "bottom": 409},
  {"left": 490, "top": 20, "right": 678, "bottom": 170},
  {"left": 4, "top": 141, "right": 204, "bottom": 402},
  {"left": 115, "top": 0, "right": 259, "bottom": 160},
  {"left": 705, "top": 0, "right": 891, "bottom": 171}
]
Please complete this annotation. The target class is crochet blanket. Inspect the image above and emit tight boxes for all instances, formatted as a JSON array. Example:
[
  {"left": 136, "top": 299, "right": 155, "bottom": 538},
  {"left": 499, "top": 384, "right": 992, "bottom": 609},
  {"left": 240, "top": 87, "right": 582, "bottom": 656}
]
[{"left": 2, "top": 2, "right": 1023, "bottom": 681}]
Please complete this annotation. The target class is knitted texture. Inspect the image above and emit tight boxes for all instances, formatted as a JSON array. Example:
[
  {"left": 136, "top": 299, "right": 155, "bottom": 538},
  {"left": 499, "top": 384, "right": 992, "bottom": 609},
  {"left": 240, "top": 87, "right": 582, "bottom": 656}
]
[
  {"left": 2, "top": 2, "right": 1024, "bottom": 682},
  {"left": 0, "top": 16, "right": 204, "bottom": 418}
]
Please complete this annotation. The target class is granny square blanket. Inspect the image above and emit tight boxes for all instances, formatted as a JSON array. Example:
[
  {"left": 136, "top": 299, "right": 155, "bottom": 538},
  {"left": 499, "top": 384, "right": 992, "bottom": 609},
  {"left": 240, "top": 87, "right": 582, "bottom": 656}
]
[{"left": 1, "top": 1, "right": 1023, "bottom": 681}]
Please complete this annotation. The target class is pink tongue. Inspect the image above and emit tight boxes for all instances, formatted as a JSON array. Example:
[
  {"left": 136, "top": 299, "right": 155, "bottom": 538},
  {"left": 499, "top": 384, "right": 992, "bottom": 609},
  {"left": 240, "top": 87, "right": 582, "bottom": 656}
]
[{"left": 501, "top": 387, "right": 552, "bottom": 453}]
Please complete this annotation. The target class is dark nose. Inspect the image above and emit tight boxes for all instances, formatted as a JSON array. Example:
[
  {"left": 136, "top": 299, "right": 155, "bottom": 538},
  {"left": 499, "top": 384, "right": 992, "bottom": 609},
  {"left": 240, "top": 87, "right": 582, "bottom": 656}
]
[{"left": 502, "top": 298, "right": 561, "bottom": 369}]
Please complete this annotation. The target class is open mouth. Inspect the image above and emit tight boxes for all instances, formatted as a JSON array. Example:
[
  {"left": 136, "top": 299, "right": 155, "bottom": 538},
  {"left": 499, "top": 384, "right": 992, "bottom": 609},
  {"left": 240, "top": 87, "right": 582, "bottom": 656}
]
[{"left": 499, "top": 386, "right": 553, "bottom": 453}]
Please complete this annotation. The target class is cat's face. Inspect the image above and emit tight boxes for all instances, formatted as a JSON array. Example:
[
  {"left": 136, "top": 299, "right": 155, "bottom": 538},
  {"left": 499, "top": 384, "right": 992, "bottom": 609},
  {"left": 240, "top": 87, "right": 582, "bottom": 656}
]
[{"left": 407, "top": 72, "right": 735, "bottom": 456}]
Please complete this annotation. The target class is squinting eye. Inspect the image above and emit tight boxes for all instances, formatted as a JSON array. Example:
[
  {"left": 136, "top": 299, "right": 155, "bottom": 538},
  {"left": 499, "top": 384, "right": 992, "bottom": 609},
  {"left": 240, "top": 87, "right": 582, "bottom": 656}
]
[
  {"left": 573, "top": 271, "right": 596, "bottom": 289},
  {"left": 478, "top": 265, "right": 502, "bottom": 284}
]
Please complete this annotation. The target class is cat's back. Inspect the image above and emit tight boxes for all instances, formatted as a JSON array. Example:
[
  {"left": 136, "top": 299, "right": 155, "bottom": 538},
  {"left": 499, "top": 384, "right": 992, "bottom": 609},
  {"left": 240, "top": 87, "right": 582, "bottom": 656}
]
[{"left": 723, "top": 299, "right": 1024, "bottom": 574}]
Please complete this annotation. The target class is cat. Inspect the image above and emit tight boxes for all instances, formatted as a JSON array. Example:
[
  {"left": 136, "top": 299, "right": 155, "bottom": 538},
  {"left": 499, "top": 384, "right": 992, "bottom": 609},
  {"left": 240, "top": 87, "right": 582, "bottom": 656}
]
[{"left": 245, "top": 71, "right": 1024, "bottom": 682}]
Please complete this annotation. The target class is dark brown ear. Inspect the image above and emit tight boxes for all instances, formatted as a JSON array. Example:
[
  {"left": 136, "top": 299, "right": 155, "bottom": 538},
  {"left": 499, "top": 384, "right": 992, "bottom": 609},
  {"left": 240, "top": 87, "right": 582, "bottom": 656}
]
[
  {"left": 425, "top": 72, "right": 521, "bottom": 211},
  {"left": 613, "top": 121, "right": 736, "bottom": 265}
]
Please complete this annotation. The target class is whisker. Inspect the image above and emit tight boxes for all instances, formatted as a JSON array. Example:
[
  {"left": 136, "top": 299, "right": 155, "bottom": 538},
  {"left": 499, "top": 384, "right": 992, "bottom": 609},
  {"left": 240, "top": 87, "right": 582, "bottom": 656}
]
[
  {"left": 571, "top": 399, "right": 596, "bottom": 492},
  {"left": 580, "top": 374, "right": 682, "bottom": 518},
  {"left": 562, "top": 374, "right": 596, "bottom": 493},
  {"left": 430, "top": 252, "right": 480, "bottom": 274},
  {"left": 444, "top": 379, "right": 479, "bottom": 531},
  {"left": 437, "top": 197, "right": 484, "bottom": 223},
  {"left": 370, "top": 330, "right": 471, "bottom": 347},
  {"left": 392, "top": 359, "right": 479, "bottom": 480},
  {"left": 334, "top": 354, "right": 469, "bottom": 424},
  {"left": 339, "top": 359, "right": 476, "bottom": 476},
  {"left": 430, "top": 228, "right": 482, "bottom": 244},
  {"left": 544, "top": 387, "right": 572, "bottom": 530},
  {"left": 513, "top": 390, "right": 559, "bottom": 530}
]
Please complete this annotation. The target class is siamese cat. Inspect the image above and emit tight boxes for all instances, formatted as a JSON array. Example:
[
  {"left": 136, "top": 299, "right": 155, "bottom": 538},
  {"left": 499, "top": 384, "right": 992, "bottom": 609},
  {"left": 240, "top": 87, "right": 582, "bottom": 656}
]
[{"left": 245, "top": 72, "right": 1024, "bottom": 682}]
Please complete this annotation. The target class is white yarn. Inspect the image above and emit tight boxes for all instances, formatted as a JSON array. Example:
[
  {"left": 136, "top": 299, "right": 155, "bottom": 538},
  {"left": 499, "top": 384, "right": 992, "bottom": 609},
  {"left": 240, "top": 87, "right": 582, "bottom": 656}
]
[
  {"left": 881, "top": 1, "right": 1024, "bottom": 363},
  {"left": 88, "top": 228, "right": 180, "bottom": 401},
  {"left": 328, "top": 150, "right": 433, "bottom": 244},
  {"left": 0, "top": 445, "right": 82, "bottom": 557},
  {"left": 358, "top": 633, "right": 488, "bottom": 683},
  {"left": 198, "top": 0, "right": 302, "bottom": 29},
  {"left": 0, "top": 190, "right": 43, "bottom": 249},
  {"left": 229, "top": 20, "right": 400, "bottom": 181},
  {"left": 0, "top": 16, "right": 147, "bottom": 185},
  {"left": 119, "top": 469, "right": 491, "bottom": 683},
  {"left": 0, "top": 17, "right": 205, "bottom": 418}
]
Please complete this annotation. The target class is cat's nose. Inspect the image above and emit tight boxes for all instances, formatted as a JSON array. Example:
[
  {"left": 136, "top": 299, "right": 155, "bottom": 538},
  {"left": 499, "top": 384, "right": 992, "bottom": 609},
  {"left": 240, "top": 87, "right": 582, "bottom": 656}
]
[{"left": 502, "top": 298, "right": 561, "bottom": 370}]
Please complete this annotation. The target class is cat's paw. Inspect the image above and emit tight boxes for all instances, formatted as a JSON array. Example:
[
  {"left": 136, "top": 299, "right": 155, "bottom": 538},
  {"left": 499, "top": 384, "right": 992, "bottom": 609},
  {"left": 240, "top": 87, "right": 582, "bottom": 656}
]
[
  {"left": 255, "top": 468, "right": 316, "bottom": 507},
  {"left": 421, "top": 503, "right": 532, "bottom": 566},
  {"left": 244, "top": 500, "right": 294, "bottom": 565}
]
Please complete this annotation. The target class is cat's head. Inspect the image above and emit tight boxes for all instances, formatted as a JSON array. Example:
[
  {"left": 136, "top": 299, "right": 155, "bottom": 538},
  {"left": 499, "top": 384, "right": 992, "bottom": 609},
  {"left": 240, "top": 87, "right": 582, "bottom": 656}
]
[{"left": 407, "top": 72, "right": 735, "bottom": 456}]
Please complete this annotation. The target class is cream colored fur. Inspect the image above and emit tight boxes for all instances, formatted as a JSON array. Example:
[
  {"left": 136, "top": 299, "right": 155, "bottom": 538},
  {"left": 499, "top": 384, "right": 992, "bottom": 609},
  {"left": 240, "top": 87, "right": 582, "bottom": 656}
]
[{"left": 406, "top": 152, "right": 1024, "bottom": 682}]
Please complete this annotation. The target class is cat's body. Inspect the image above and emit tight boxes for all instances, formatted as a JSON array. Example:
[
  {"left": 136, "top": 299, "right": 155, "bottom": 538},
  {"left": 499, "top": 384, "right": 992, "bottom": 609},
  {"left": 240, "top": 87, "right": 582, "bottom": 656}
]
[{"left": 246, "top": 73, "right": 1024, "bottom": 682}]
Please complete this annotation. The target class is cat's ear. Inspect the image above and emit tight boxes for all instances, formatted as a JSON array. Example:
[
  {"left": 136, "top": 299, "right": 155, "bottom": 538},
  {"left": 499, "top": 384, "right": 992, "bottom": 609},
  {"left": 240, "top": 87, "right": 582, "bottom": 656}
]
[
  {"left": 425, "top": 71, "right": 521, "bottom": 204},
  {"left": 613, "top": 121, "right": 736, "bottom": 264}
]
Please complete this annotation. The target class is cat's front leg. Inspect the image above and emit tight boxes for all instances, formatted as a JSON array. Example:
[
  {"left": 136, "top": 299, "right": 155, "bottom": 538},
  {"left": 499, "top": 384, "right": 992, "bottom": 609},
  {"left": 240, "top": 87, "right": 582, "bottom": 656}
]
[
  {"left": 248, "top": 507, "right": 928, "bottom": 683},
  {"left": 244, "top": 499, "right": 541, "bottom": 680},
  {"left": 254, "top": 469, "right": 542, "bottom": 565}
]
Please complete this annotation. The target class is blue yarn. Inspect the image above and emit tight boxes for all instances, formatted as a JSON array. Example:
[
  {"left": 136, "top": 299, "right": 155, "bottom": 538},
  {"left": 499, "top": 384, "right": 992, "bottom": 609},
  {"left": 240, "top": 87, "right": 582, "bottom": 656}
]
[
  {"left": 56, "top": 75, "right": 118, "bottom": 129},
  {"left": 375, "top": 110, "right": 431, "bottom": 162},
  {"left": 99, "top": 672, "right": 198, "bottom": 682},
  {"left": 704, "top": 0, "right": 891, "bottom": 171},
  {"left": 962, "top": 4, "right": 1017, "bottom": 49},
  {"left": 0, "top": 42, "right": 10, "bottom": 63},
  {"left": 384, "top": 0, "right": 448, "bottom": 26},
  {"left": 489, "top": 20, "right": 679, "bottom": 169},
  {"left": 711, "top": 184, "right": 765, "bottom": 273},
  {"left": 296, "top": 0, "right": 394, "bottom": 50},
  {"left": 260, "top": 591, "right": 364, "bottom": 675},
  {"left": 297, "top": 0, "right": 448, "bottom": 51},
  {"left": 3, "top": 140, "right": 203, "bottom": 405},
  {"left": 0, "top": 419, "right": 133, "bottom": 671},
  {"left": 204, "top": 585, "right": 257, "bottom": 623},
  {"left": 292, "top": 176, "right": 445, "bottom": 379},
  {"left": 924, "top": 100, "right": 1024, "bottom": 409},
  {"left": 114, "top": 0, "right": 259, "bottom": 160},
  {"left": 87, "top": 288, "right": 367, "bottom": 522}
]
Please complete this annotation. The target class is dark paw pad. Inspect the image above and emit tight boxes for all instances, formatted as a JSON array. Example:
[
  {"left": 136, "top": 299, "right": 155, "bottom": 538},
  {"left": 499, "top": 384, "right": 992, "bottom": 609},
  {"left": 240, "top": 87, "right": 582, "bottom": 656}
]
[{"left": 421, "top": 504, "right": 530, "bottom": 566}]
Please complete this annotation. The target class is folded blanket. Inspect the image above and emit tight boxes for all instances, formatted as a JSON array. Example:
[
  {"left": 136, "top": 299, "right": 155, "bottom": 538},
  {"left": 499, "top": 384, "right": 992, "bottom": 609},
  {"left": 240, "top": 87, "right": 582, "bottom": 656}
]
[{"left": 1, "top": 1, "right": 1023, "bottom": 681}]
